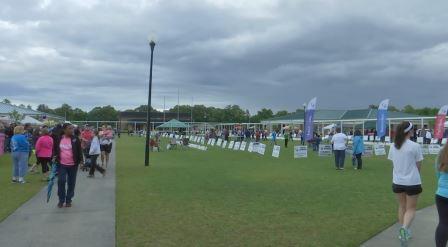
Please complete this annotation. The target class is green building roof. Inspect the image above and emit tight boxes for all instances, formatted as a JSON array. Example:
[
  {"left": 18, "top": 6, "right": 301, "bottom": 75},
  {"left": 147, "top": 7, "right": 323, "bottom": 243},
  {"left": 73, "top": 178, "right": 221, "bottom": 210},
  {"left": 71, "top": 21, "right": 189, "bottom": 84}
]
[{"left": 262, "top": 109, "right": 422, "bottom": 123}]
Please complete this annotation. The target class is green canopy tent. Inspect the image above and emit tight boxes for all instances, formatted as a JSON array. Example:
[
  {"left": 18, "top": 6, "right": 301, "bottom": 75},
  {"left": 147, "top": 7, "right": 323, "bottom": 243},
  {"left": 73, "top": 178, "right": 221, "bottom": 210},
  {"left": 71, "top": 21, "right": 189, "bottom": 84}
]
[{"left": 156, "top": 119, "right": 189, "bottom": 131}]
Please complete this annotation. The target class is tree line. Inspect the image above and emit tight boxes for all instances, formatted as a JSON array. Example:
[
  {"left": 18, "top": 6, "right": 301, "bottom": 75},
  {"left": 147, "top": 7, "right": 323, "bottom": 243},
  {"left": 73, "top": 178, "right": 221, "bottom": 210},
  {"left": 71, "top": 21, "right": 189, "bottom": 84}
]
[{"left": 1, "top": 99, "right": 442, "bottom": 123}]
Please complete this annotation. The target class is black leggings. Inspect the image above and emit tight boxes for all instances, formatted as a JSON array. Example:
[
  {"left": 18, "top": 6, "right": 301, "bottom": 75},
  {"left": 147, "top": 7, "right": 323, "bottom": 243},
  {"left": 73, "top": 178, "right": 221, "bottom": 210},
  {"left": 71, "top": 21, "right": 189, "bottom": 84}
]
[
  {"left": 37, "top": 157, "right": 52, "bottom": 173},
  {"left": 436, "top": 194, "right": 448, "bottom": 247},
  {"left": 355, "top": 153, "right": 363, "bottom": 169}
]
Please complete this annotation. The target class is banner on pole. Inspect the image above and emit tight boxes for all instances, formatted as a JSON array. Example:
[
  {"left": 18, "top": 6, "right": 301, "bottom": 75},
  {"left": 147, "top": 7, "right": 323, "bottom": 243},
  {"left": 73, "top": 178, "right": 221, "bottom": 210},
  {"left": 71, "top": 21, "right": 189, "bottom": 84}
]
[
  {"left": 376, "top": 99, "right": 389, "bottom": 138},
  {"left": 294, "top": 146, "right": 308, "bottom": 158},
  {"left": 434, "top": 105, "right": 448, "bottom": 140},
  {"left": 305, "top": 97, "right": 317, "bottom": 141}
]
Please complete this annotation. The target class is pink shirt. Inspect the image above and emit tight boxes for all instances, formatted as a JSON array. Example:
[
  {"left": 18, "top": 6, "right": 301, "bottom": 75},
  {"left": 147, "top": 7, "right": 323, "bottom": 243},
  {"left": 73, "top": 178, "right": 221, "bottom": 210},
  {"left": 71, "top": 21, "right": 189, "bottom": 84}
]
[
  {"left": 35, "top": 135, "right": 53, "bottom": 158},
  {"left": 59, "top": 136, "right": 74, "bottom": 166}
]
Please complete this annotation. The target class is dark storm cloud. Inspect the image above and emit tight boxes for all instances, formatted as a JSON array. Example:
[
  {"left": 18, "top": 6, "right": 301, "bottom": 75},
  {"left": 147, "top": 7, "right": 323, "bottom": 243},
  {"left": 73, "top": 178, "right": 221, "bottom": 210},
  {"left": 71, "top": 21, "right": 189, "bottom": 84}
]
[{"left": 1, "top": 0, "right": 447, "bottom": 112}]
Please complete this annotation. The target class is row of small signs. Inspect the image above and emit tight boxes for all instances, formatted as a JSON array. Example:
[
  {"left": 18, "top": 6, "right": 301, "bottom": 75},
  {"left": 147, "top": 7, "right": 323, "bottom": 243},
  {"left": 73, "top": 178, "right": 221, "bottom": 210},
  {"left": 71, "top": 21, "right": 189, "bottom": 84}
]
[
  {"left": 187, "top": 136, "right": 311, "bottom": 159},
  {"left": 183, "top": 135, "right": 444, "bottom": 158},
  {"left": 317, "top": 143, "right": 443, "bottom": 157}
]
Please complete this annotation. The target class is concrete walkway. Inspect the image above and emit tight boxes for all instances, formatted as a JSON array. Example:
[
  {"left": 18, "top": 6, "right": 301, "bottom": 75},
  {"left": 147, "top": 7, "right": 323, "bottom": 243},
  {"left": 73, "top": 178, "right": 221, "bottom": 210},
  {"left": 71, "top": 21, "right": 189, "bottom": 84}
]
[
  {"left": 0, "top": 145, "right": 115, "bottom": 247},
  {"left": 362, "top": 205, "right": 437, "bottom": 247}
]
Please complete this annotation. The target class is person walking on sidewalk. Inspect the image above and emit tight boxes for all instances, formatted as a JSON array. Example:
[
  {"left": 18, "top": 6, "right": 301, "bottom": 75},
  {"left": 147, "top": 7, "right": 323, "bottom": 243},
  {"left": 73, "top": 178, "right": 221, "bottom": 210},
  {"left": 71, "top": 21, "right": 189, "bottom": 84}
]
[
  {"left": 53, "top": 123, "right": 83, "bottom": 208},
  {"left": 387, "top": 121, "right": 423, "bottom": 245},
  {"left": 435, "top": 144, "right": 448, "bottom": 247},
  {"left": 88, "top": 130, "right": 106, "bottom": 178},
  {"left": 11, "top": 125, "right": 30, "bottom": 184},
  {"left": 35, "top": 128, "right": 53, "bottom": 181},
  {"left": 331, "top": 127, "right": 348, "bottom": 170}
]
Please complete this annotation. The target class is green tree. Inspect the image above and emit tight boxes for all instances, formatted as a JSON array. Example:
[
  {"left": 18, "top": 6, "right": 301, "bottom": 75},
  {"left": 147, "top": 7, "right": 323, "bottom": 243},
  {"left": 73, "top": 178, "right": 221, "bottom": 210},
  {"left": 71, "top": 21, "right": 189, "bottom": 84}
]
[
  {"left": 275, "top": 110, "right": 289, "bottom": 117},
  {"left": 9, "top": 110, "right": 24, "bottom": 123},
  {"left": 37, "top": 104, "right": 54, "bottom": 114},
  {"left": 250, "top": 108, "right": 274, "bottom": 123},
  {"left": 1, "top": 99, "right": 11, "bottom": 104},
  {"left": 88, "top": 105, "right": 118, "bottom": 121}
]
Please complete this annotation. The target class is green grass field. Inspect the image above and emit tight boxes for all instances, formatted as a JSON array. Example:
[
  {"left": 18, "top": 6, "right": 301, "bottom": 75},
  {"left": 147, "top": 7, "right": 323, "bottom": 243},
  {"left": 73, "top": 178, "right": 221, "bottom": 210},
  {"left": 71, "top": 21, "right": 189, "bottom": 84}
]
[
  {"left": 0, "top": 154, "right": 44, "bottom": 222},
  {"left": 116, "top": 136, "right": 437, "bottom": 247}
]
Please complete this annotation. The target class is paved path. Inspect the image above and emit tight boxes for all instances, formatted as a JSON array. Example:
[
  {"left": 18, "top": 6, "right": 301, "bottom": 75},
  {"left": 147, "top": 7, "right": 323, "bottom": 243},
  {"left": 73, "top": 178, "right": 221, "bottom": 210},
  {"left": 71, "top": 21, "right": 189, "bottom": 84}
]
[
  {"left": 362, "top": 205, "right": 437, "bottom": 247},
  {"left": 0, "top": 145, "right": 116, "bottom": 247}
]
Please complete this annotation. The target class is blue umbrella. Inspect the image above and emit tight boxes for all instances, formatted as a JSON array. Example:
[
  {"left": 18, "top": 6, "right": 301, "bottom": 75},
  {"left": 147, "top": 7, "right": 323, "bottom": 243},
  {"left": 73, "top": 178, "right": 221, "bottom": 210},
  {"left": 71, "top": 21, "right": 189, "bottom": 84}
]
[{"left": 47, "top": 163, "right": 59, "bottom": 203}]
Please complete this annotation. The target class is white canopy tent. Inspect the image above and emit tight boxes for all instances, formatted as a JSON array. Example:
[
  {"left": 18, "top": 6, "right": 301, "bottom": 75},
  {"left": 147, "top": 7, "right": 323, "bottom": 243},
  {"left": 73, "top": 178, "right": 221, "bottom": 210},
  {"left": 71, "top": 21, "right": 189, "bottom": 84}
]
[{"left": 20, "top": 116, "right": 43, "bottom": 125}]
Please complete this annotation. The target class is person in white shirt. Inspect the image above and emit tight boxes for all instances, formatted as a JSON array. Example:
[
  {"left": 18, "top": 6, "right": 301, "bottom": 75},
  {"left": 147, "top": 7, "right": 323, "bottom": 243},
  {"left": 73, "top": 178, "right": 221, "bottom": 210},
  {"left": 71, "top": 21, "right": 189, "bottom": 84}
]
[
  {"left": 425, "top": 130, "right": 432, "bottom": 144},
  {"left": 387, "top": 121, "right": 424, "bottom": 245},
  {"left": 88, "top": 130, "right": 106, "bottom": 178},
  {"left": 331, "top": 128, "right": 348, "bottom": 170}
]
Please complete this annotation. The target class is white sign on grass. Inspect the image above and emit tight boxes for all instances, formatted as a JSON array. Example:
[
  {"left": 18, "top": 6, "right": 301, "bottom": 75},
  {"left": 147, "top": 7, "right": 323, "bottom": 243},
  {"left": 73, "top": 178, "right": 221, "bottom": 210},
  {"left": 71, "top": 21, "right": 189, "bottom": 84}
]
[
  {"left": 272, "top": 145, "right": 281, "bottom": 158},
  {"left": 346, "top": 144, "right": 353, "bottom": 155},
  {"left": 374, "top": 143, "right": 386, "bottom": 156},
  {"left": 421, "top": 144, "right": 429, "bottom": 155},
  {"left": 240, "top": 142, "right": 247, "bottom": 151},
  {"left": 385, "top": 136, "right": 391, "bottom": 142},
  {"left": 228, "top": 141, "right": 235, "bottom": 149},
  {"left": 233, "top": 142, "right": 241, "bottom": 150},
  {"left": 221, "top": 140, "right": 227, "bottom": 148},
  {"left": 363, "top": 136, "right": 368, "bottom": 141},
  {"left": 216, "top": 139, "right": 222, "bottom": 147},
  {"left": 207, "top": 139, "right": 212, "bottom": 145},
  {"left": 417, "top": 137, "right": 424, "bottom": 144},
  {"left": 442, "top": 138, "right": 447, "bottom": 145},
  {"left": 211, "top": 139, "right": 216, "bottom": 146},
  {"left": 248, "top": 142, "right": 254, "bottom": 152},
  {"left": 257, "top": 143, "right": 266, "bottom": 155},
  {"left": 364, "top": 145, "right": 374, "bottom": 157},
  {"left": 318, "top": 145, "right": 332, "bottom": 156},
  {"left": 294, "top": 146, "right": 308, "bottom": 158},
  {"left": 429, "top": 144, "right": 441, "bottom": 155}
]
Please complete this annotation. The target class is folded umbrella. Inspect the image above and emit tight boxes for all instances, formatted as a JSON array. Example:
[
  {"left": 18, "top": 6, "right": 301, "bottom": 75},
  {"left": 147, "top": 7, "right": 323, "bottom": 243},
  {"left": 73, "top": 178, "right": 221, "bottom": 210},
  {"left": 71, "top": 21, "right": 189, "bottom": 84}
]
[{"left": 47, "top": 163, "right": 59, "bottom": 203}]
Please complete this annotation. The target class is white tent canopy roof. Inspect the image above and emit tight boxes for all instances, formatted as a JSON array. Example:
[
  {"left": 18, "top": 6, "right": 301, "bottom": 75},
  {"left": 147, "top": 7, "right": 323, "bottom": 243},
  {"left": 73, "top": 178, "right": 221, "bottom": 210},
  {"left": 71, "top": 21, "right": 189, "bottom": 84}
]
[{"left": 20, "top": 116, "right": 43, "bottom": 125}]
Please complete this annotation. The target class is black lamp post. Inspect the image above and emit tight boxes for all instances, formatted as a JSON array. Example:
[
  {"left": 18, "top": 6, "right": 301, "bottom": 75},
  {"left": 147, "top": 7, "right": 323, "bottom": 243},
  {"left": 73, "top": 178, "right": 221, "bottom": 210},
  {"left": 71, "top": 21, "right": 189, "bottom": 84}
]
[
  {"left": 145, "top": 40, "right": 156, "bottom": 167},
  {"left": 303, "top": 102, "right": 307, "bottom": 143}
]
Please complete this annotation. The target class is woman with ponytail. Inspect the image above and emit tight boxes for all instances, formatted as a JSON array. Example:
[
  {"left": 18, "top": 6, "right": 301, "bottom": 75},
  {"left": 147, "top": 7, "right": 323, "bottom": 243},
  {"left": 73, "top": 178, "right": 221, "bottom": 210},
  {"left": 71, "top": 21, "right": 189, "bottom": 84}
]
[
  {"left": 387, "top": 121, "right": 424, "bottom": 245},
  {"left": 435, "top": 144, "right": 448, "bottom": 246}
]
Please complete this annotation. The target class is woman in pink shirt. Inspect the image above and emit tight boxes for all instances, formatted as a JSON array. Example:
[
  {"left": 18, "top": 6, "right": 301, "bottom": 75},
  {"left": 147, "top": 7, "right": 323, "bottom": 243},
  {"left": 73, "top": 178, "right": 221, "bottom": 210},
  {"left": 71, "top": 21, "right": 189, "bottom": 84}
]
[
  {"left": 53, "top": 123, "right": 83, "bottom": 208},
  {"left": 35, "top": 128, "right": 53, "bottom": 180}
]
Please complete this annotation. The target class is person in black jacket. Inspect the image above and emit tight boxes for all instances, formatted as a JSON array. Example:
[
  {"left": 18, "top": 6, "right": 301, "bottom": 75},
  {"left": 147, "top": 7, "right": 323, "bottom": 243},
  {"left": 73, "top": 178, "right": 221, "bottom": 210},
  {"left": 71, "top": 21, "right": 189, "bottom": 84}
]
[{"left": 53, "top": 123, "right": 83, "bottom": 208}]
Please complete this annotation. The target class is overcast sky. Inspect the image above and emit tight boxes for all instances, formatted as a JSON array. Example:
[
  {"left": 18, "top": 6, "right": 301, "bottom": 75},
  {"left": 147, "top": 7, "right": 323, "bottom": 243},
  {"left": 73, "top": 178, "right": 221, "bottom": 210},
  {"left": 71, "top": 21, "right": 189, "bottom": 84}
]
[{"left": 1, "top": 0, "right": 447, "bottom": 113}]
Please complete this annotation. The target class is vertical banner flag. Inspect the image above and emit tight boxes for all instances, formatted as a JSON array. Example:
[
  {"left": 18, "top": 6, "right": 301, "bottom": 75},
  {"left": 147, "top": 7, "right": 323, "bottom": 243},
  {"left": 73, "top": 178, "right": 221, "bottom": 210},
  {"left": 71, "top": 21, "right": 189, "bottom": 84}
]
[
  {"left": 434, "top": 105, "right": 448, "bottom": 140},
  {"left": 376, "top": 99, "right": 390, "bottom": 137},
  {"left": 305, "top": 97, "right": 317, "bottom": 141}
]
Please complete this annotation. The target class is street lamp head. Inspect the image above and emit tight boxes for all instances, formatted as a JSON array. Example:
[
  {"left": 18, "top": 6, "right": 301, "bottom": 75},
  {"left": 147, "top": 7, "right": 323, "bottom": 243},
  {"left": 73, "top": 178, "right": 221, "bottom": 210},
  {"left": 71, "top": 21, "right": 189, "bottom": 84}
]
[
  {"left": 303, "top": 103, "right": 307, "bottom": 109},
  {"left": 149, "top": 39, "right": 156, "bottom": 50}
]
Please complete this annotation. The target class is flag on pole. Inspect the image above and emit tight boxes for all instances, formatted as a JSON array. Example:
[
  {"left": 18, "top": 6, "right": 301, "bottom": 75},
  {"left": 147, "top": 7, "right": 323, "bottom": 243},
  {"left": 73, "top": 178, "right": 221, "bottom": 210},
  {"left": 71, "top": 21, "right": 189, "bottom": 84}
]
[
  {"left": 434, "top": 105, "right": 448, "bottom": 140},
  {"left": 376, "top": 99, "right": 389, "bottom": 138},
  {"left": 305, "top": 97, "right": 317, "bottom": 141}
]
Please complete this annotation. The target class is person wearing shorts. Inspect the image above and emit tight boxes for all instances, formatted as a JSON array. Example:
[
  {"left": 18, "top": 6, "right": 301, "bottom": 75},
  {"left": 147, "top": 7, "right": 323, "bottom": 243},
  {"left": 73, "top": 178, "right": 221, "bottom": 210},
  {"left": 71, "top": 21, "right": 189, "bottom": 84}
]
[
  {"left": 388, "top": 121, "right": 423, "bottom": 245},
  {"left": 100, "top": 126, "right": 113, "bottom": 168}
]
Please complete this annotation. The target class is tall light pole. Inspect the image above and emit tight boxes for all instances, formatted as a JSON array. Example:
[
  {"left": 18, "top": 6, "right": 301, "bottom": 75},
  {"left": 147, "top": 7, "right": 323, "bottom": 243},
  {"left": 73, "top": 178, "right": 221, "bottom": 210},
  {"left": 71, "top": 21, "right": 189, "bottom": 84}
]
[
  {"left": 302, "top": 102, "right": 307, "bottom": 143},
  {"left": 145, "top": 39, "right": 156, "bottom": 167}
]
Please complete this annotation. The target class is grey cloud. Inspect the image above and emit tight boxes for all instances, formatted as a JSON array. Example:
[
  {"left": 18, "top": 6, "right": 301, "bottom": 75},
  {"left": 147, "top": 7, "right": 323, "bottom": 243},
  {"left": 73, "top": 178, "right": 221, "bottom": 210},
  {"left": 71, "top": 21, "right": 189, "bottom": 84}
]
[{"left": 0, "top": 0, "right": 447, "bottom": 113}]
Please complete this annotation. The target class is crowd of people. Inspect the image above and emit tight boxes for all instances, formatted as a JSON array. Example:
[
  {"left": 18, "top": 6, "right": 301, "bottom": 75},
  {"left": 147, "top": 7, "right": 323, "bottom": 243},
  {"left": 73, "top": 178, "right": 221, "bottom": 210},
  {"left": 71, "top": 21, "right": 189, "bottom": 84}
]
[{"left": 0, "top": 122, "right": 114, "bottom": 208}]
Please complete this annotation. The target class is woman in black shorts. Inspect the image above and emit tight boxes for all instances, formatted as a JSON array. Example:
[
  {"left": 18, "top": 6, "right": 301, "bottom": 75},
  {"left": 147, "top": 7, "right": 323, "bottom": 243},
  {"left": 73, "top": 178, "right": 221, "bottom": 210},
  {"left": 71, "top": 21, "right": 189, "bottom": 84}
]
[
  {"left": 387, "top": 122, "right": 424, "bottom": 245},
  {"left": 100, "top": 125, "right": 113, "bottom": 168}
]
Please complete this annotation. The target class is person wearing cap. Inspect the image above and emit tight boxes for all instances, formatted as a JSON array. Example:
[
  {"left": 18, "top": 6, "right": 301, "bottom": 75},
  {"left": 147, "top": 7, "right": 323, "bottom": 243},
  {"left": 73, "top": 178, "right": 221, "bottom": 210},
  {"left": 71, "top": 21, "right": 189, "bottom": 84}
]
[{"left": 387, "top": 121, "right": 424, "bottom": 245}]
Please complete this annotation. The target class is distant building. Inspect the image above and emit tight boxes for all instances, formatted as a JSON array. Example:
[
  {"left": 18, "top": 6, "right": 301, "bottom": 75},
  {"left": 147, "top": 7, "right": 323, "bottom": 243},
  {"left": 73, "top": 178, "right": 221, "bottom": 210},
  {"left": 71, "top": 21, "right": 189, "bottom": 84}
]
[
  {"left": 118, "top": 111, "right": 191, "bottom": 131},
  {"left": 0, "top": 102, "right": 63, "bottom": 124}
]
